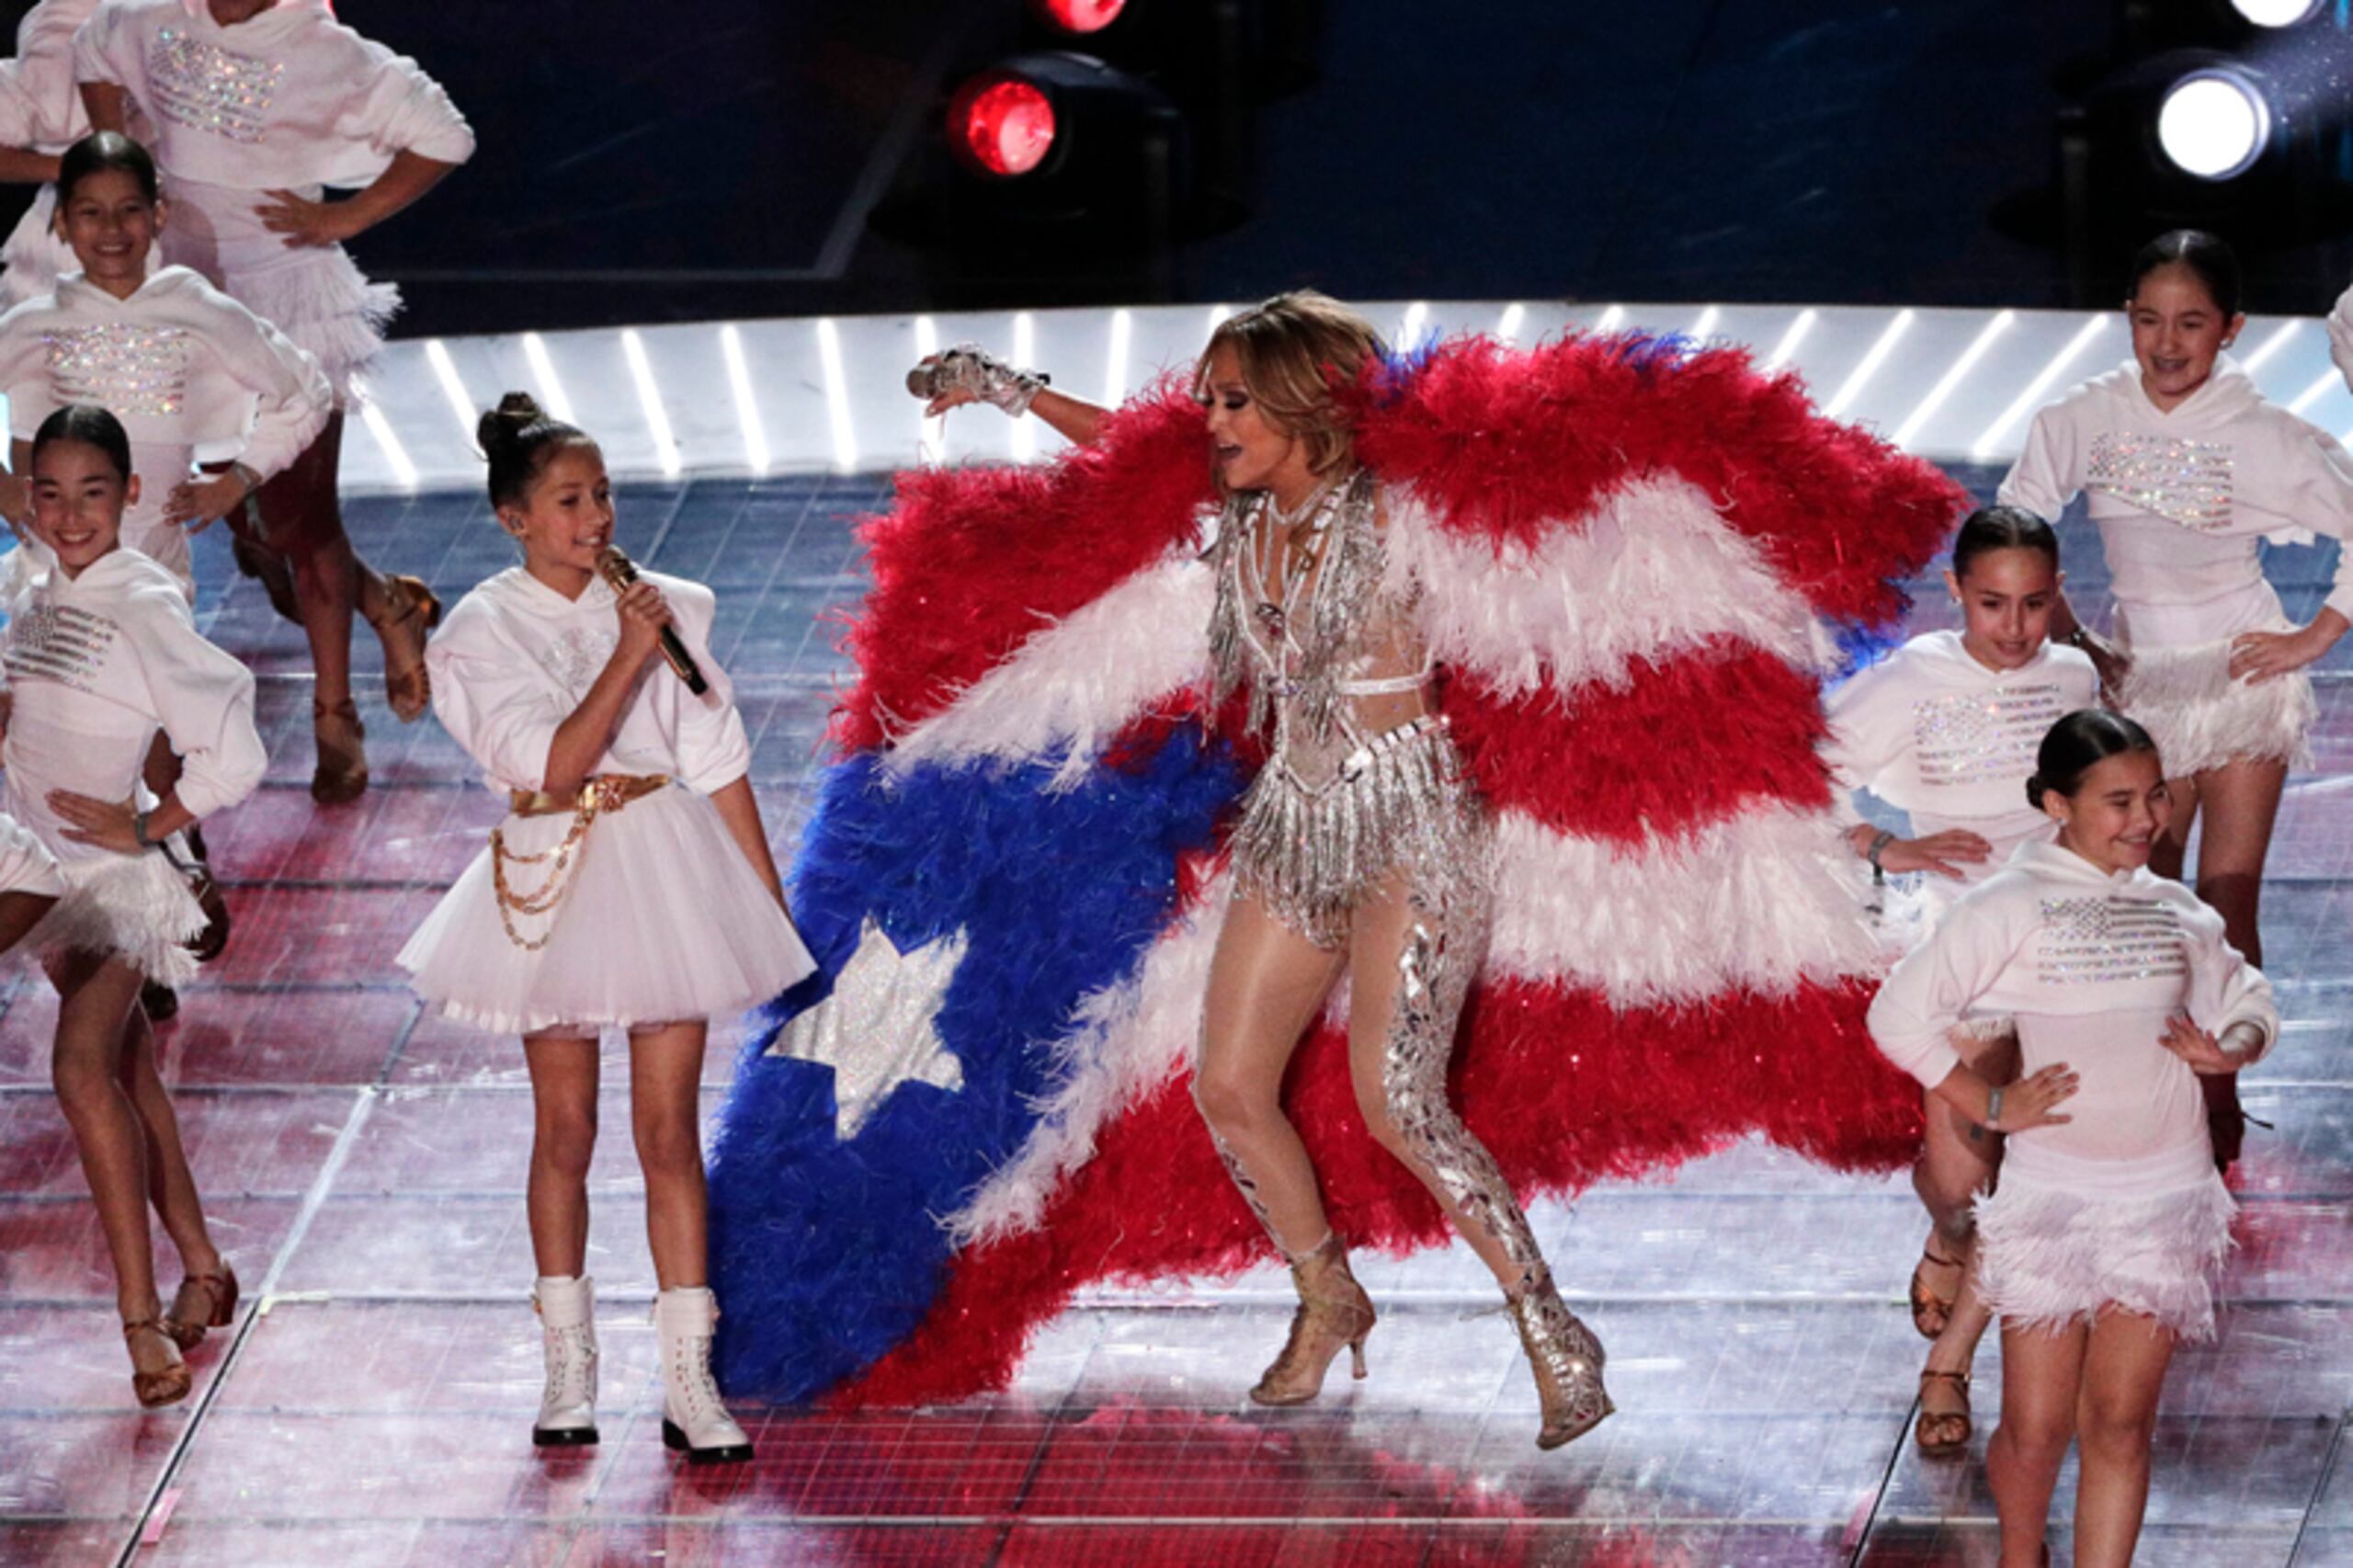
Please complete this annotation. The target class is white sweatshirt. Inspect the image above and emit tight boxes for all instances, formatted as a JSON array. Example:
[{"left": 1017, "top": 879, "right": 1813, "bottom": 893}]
[
  {"left": 1, "top": 544, "right": 264, "bottom": 859},
  {"left": 73, "top": 0, "right": 475, "bottom": 190},
  {"left": 0, "top": 265, "right": 331, "bottom": 585},
  {"left": 1998, "top": 360, "right": 2353, "bottom": 644},
  {"left": 1868, "top": 840, "right": 2276, "bottom": 1181},
  {"left": 427, "top": 568, "right": 753, "bottom": 799},
  {"left": 1824, "top": 631, "right": 2098, "bottom": 884},
  {"left": 0, "top": 0, "right": 97, "bottom": 154}
]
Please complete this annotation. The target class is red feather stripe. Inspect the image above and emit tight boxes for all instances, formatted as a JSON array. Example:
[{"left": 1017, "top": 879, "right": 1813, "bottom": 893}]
[
  {"left": 1347, "top": 335, "right": 1962, "bottom": 627},
  {"left": 1442, "top": 641, "right": 1835, "bottom": 844},
  {"left": 833, "top": 387, "right": 1212, "bottom": 753}
]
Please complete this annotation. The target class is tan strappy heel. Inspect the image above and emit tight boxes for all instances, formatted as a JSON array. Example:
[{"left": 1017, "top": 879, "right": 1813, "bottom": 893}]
[
  {"left": 311, "top": 699, "right": 369, "bottom": 805},
  {"left": 1915, "top": 1367, "right": 1972, "bottom": 1455},
  {"left": 122, "top": 1318, "right": 191, "bottom": 1409},
  {"left": 369, "top": 574, "right": 442, "bottom": 723},
  {"left": 163, "top": 1264, "right": 239, "bottom": 1351},
  {"left": 1908, "top": 1242, "right": 1965, "bottom": 1339},
  {"left": 1249, "top": 1233, "right": 1375, "bottom": 1406}
]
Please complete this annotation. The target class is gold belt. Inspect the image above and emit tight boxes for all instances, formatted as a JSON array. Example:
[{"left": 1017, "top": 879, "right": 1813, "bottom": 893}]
[
  {"left": 490, "top": 774, "right": 670, "bottom": 950},
  {"left": 507, "top": 772, "right": 670, "bottom": 818}
]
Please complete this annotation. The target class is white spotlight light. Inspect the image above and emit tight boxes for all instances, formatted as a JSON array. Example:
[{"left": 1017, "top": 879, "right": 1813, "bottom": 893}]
[
  {"left": 2157, "top": 71, "right": 2271, "bottom": 181},
  {"left": 2231, "top": 0, "right": 2322, "bottom": 25}
]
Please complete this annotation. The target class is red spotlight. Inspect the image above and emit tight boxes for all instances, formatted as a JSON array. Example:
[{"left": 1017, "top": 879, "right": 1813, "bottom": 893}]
[
  {"left": 1031, "top": 0, "right": 1127, "bottom": 34},
  {"left": 950, "top": 75, "right": 1058, "bottom": 177}
]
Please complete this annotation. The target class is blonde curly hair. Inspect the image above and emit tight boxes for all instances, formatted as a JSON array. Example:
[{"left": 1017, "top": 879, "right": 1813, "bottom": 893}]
[{"left": 1195, "top": 290, "right": 1387, "bottom": 481}]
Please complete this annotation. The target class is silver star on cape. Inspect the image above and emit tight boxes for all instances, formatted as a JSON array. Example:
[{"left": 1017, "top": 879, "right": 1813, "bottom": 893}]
[{"left": 770, "top": 917, "right": 970, "bottom": 1139}]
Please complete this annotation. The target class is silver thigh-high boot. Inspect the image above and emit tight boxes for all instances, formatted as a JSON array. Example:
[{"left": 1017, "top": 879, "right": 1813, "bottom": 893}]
[
  {"left": 532, "top": 1275, "right": 598, "bottom": 1447},
  {"left": 1378, "top": 857, "right": 1613, "bottom": 1450},
  {"left": 654, "top": 1287, "right": 753, "bottom": 1465}
]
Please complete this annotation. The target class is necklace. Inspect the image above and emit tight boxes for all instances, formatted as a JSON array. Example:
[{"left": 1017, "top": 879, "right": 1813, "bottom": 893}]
[{"left": 1248, "top": 475, "right": 1348, "bottom": 642}]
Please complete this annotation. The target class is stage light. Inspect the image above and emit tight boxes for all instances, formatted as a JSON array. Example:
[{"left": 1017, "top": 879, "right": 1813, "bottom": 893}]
[
  {"left": 2230, "top": 0, "right": 2322, "bottom": 26},
  {"left": 2156, "top": 69, "right": 2272, "bottom": 180},
  {"left": 951, "top": 74, "right": 1059, "bottom": 178},
  {"left": 1032, "top": 0, "right": 1126, "bottom": 35}
]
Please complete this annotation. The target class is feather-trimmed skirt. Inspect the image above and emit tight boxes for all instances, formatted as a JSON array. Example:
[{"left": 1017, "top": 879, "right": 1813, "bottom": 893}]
[
  {"left": 28, "top": 848, "right": 207, "bottom": 985},
  {"left": 1974, "top": 1142, "right": 2234, "bottom": 1342},
  {"left": 2116, "top": 594, "right": 2314, "bottom": 775},
  {"left": 400, "top": 782, "right": 815, "bottom": 1037}
]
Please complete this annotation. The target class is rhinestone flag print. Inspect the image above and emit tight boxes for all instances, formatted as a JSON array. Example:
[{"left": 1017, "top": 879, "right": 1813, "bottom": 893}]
[
  {"left": 2086, "top": 431, "right": 2234, "bottom": 531},
  {"left": 1911, "top": 679, "right": 2072, "bottom": 788},
  {"left": 708, "top": 332, "right": 1966, "bottom": 1407},
  {"left": 149, "top": 27, "right": 283, "bottom": 143}
]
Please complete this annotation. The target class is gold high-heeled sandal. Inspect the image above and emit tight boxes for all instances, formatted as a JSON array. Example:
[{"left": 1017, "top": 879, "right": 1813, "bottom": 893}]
[
  {"left": 1506, "top": 1267, "right": 1613, "bottom": 1450},
  {"left": 1249, "top": 1233, "right": 1375, "bottom": 1406},
  {"left": 163, "top": 1263, "right": 240, "bottom": 1352},
  {"left": 1915, "top": 1367, "right": 1972, "bottom": 1455},
  {"left": 122, "top": 1318, "right": 191, "bottom": 1409}
]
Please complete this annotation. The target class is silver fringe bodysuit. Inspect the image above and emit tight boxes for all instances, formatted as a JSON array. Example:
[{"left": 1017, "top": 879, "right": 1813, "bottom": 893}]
[{"left": 1201, "top": 473, "right": 1563, "bottom": 1297}]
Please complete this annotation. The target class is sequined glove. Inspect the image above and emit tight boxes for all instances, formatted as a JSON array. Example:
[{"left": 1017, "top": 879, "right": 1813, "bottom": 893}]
[{"left": 908, "top": 343, "right": 1049, "bottom": 416}]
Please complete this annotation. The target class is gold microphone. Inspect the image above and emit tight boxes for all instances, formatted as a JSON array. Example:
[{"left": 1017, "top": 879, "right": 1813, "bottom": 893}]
[{"left": 597, "top": 547, "right": 710, "bottom": 695}]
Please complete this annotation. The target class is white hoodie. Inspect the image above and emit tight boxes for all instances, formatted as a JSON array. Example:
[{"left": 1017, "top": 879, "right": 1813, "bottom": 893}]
[
  {"left": 427, "top": 568, "right": 751, "bottom": 799},
  {"left": 1, "top": 545, "right": 264, "bottom": 859},
  {"left": 0, "top": 265, "right": 332, "bottom": 589},
  {"left": 73, "top": 0, "right": 475, "bottom": 193},
  {"left": 1868, "top": 839, "right": 2276, "bottom": 1182},
  {"left": 1824, "top": 631, "right": 2099, "bottom": 883},
  {"left": 1998, "top": 359, "right": 2353, "bottom": 641}
]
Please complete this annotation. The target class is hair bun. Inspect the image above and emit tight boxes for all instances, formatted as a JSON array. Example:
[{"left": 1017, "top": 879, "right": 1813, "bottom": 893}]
[
  {"left": 2024, "top": 776, "right": 2047, "bottom": 810},
  {"left": 476, "top": 392, "right": 547, "bottom": 457}
]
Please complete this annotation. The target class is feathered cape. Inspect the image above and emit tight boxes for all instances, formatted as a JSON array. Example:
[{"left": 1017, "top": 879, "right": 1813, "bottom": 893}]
[{"left": 710, "top": 333, "right": 1965, "bottom": 1407}]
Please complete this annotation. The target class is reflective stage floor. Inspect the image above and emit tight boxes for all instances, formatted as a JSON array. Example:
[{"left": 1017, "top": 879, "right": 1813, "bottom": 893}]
[{"left": 0, "top": 471, "right": 2347, "bottom": 1567}]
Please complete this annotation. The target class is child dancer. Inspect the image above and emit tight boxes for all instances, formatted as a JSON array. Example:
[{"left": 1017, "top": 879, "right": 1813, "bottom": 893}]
[
  {"left": 0, "top": 130, "right": 329, "bottom": 1020},
  {"left": 76, "top": 0, "right": 476, "bottom": 803},
  {"left": 399, "top": 395, "right": 813, "bottom": 1463},
  {"left": 1999, "top": 230, "right": 2351, "bottom": 1166},
  {"left": 5, "top": 403, "right": 267, "bottom": 1406},
  {"left": 0, "top": 131, "right": 331, "bottom": 602},
  {"left": 1870, "top": 710, "right": 2275, "bottom": 1568},
  {"left": 0, "top": 0, "right": 98, "bottom": 311},
  {"left": 1823, "top": 504, "right": 2097, "bottom": 1455}
]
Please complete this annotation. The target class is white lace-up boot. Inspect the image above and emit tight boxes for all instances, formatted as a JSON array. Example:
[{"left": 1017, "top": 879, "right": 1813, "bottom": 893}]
[
  {"left": 532, "top": 1275, "right": 598, "bottom": 1447},
  {"left": 654, "top": 1286, "right": 752, "bottom": 1465}
]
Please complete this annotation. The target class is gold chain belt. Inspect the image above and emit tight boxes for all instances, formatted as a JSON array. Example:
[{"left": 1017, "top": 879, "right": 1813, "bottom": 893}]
[{"left": 489, "top": 774, "right": 670, "bottom": 951}]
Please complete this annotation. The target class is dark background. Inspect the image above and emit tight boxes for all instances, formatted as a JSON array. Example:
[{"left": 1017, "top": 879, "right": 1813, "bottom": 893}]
[{"left": 8, "top": 1, "right": 2352, "bottom": 335}]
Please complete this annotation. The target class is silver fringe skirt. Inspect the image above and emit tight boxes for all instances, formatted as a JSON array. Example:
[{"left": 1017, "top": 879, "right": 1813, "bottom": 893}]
[{"left": 1232, "top": 714, "right": 1489, "bottom": 949}]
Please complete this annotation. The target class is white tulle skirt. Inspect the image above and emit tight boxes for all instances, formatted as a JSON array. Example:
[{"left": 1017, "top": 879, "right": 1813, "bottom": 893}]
[
  {"left": 1974, "top": 1145, "right": 2234, "bottom": 1342},
  {"left": 399, "top": 783, "right": 815, "bottom": 1037},
  {"left": 28, "top": 848, "right": 207, "bottom": 985}
]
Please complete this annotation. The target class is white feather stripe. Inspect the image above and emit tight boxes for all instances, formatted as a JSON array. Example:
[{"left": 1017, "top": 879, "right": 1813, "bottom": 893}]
[
  {"left": 882, "top": 557, "right": 1214, "bottom": 787},
  {"left": 1484, "top": 804, "right": 1886, "bottom": 1006},
  {"left": 1382, "top": 476, "right": 1839, "bottom": 699},
  {"left": 945, "top": 872, "right": 1233, "bottom": 1247}
]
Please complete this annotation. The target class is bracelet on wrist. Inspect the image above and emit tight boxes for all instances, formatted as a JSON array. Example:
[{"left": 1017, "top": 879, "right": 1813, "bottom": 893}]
[
  {"left": 1984, "top": 1085, "right": 2005, "bottom": 1132},
  {"left": 132, "top": 809, "right": 155, "bottom": 851},
  {"left": 1865, "top": 829, "right": 1896, "bottom": 885}
]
